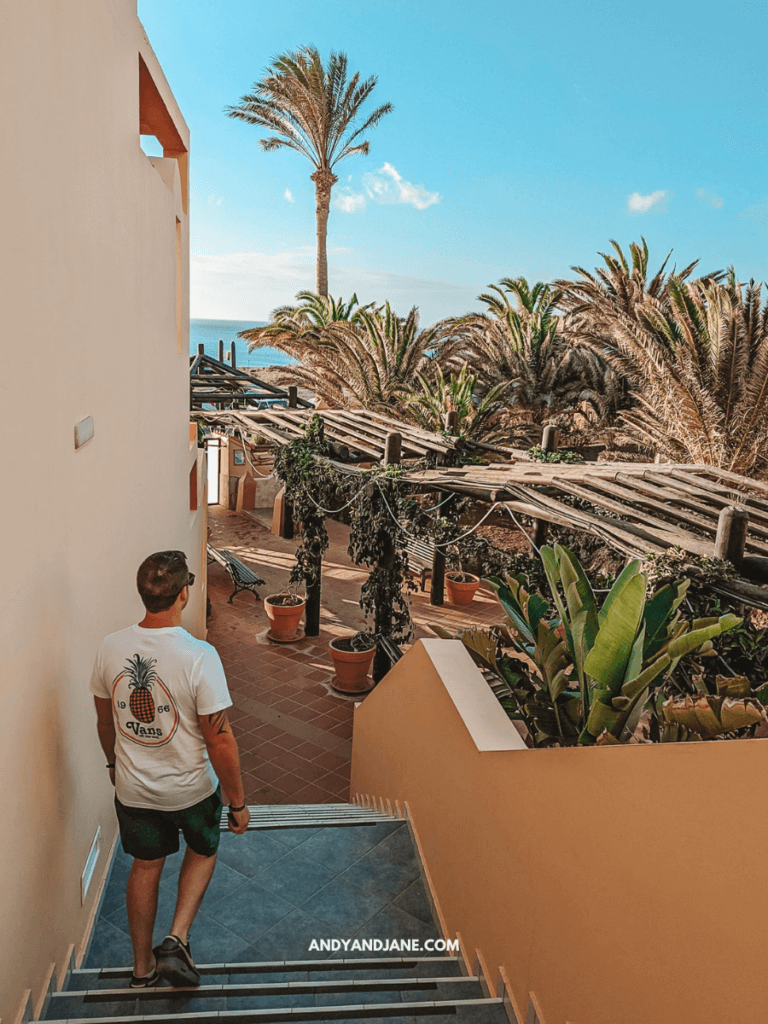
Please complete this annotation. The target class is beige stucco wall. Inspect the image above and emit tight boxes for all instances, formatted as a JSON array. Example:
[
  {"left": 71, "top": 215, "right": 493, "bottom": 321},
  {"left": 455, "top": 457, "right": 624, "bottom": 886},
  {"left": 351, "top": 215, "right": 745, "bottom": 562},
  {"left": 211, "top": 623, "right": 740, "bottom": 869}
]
[
  {"left": 0, "top": 3, "right": 201, "bottom": 1020},
  {"left": 351, "top": 639, "right": 768, "bottom": 1024}
]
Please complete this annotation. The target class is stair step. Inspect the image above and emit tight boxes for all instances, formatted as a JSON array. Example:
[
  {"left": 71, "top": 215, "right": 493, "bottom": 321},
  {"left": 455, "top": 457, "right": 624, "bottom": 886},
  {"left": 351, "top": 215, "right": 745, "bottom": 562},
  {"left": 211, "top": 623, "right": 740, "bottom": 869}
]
[
  {"left": 43, "top": 995, "right": 505, "bottom": 1023},
  {"left": 52, "top": 976, "right": 478, "bottom": 1001},
  {"left": 67, "top": 958, "right": 462, "bottom": 991},
  {"left": 217, "top": 805, "right": 400, "bottom": 831}
]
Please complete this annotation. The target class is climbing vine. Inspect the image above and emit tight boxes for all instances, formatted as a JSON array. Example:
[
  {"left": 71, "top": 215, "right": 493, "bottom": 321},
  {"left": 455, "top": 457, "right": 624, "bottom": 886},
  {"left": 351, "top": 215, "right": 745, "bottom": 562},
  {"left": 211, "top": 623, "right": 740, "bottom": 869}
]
[{"left": 272, "top": 416, "right": 415, "bottom": 644}]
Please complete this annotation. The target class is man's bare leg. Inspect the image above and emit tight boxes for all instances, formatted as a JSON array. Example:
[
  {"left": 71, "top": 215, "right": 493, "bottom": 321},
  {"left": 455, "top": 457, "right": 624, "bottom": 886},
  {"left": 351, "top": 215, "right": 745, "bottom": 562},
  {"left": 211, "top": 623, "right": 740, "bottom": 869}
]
[
  {"left": 126, "top": 857, "right": 165, "bottom": 976},
  {"left": 168, "top": 847, "right": 217, "bottom": 942}
]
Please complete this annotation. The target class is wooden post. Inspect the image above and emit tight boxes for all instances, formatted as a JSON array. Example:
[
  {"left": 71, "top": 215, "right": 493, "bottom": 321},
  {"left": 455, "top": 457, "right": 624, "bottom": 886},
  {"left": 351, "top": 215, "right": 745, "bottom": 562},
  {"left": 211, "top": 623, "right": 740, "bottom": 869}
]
[
  {"left": 373, "top": 527, "right": 395, "bottom": 684},
  {"left": 197, "top": 343, "right": 205, "bottom": 355},
  {"left": 383, "top": 431, "right": 402, "bottom": 466},
  {"left": 305, "top": 562, "right": 321, "bottom": 636},
  {"left": 541, "top": 424, "right": 559, "bottom": 453},
  {"left": 217, "top": 339, "right": 224, "bottom": 362},
  {"left": 532, "top": 425, "right": 559, "bottom": 550},
  {"left": 288, "top": 385, "right": 298, "bottom": 409},
  {"left": 714, "top": 506, "right": 749, "bottom": 565},
  {"left": 430, "top": 545, "right": 447, "bottom": 606},
  {"left": 230, "top": 341, "right": 236, "bottom": 369},
  {"left": 444, "top": 410, "right": 459, "bottom": 433}
]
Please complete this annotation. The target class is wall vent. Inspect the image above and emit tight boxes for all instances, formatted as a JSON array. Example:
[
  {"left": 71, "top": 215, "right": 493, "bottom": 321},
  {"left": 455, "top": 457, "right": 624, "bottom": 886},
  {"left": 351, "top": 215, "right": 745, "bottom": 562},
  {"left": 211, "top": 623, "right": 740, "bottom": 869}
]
[{"left": 81, "top": 826, "right": 101, "bottom": 904}]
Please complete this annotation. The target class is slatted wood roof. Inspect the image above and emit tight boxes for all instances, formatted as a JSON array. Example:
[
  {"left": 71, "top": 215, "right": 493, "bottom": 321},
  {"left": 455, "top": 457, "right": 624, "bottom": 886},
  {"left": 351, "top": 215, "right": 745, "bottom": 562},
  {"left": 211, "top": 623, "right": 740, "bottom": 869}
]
[
  {"left": 194, "top": 404, "right": 768, "bottom": 609},
  {"left": 190, "top": 353, "right": 313, "bottom": 409},
  {"left": 405, "top": 461, "right": 768, "bottom": 609},
  {"left": 194, "top": 407, "right": 516, "bottom": 462}
]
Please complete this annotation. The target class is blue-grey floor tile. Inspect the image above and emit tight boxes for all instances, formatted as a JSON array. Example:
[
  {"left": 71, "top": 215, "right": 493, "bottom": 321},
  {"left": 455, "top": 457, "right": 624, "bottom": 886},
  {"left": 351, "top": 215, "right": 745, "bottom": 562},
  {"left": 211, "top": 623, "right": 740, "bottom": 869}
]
[
  {"left": 216, "top": 830, "right": 289, "bottom": 876},
  {"left": 245, "top": 906, "right": 330, "bottom": 961},
  {"left": 454, "top": 1000, "right": 511, "bottom": 1024},
  {"left": 344, "top": 903, "right": 441, "bottom": 950},
  {"left": 226, "top": 990, "right": 316, "bottom": 1011},
  {"left": 268, "top": 826, "right": 322, "bottom": 849},
  {"left": 201, "top": 879, "right": 295, "bottom": 944},
  {"left": 131, "top": 992, "right": 227, "bottom": 1014},
  {"left": 297, "top": 825, "right": 398, "bottom": 872},
  {"left": 391, "top": 878, "right": 436, "bottom": 925},
  {"left": 199, "top": 859, "right": 250, "bottom": 908},
  {"left": 45, "top": 993, "right": 137, "bottom": 1019},
  {"left": 82, "top": 918, "right": 135, "bottom": 969},
  {"left": 314, "top": 985, "right": 403, "bottom": 1007},
  {"left": 247, "top": 850, "right": 338, "bottom": 907},
  {"left": 335, "top": 846, "right": 420, "bottom": 900},
  {"left": 301, "top": 876, "right": 394, "bottom": 933},
  {"left": 181, "top": 912, "right": 256, "bottom": 964}
]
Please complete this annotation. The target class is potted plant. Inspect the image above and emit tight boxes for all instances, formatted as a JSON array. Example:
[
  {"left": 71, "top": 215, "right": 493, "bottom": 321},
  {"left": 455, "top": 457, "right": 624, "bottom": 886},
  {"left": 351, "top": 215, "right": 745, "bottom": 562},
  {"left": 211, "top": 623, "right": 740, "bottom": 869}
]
[
  {"left": 329, "top": 631, "right": 377, "bottom": 694},
  {"left": 264, "top": 585, "right": 306, "bottom": 642},
  {"left": 445, "top": 547, "right": 481, "bottom": 606}
]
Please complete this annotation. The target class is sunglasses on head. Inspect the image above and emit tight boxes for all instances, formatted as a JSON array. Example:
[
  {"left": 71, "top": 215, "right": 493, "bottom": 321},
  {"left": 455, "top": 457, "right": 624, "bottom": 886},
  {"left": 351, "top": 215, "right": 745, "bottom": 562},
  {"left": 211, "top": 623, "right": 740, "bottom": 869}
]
[{"left": 171, "top": 571, "right": 195, "bottom": 598}]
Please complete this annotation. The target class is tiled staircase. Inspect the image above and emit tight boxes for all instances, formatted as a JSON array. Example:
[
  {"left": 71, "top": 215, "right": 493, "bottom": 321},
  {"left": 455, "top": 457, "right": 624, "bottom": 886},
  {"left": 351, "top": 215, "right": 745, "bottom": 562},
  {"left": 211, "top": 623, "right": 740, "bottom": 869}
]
[{"left": 43, "top": 805, "right": 509, "bottom": 1024}]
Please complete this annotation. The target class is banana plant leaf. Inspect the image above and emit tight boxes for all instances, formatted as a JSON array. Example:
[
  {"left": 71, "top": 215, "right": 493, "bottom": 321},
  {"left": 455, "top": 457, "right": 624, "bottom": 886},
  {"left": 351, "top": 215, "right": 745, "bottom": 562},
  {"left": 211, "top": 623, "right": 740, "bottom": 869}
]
[
  {"left": 539, "top": 547, "right": 574, "bottom": 655},
  {"left": 665, "top": 614, "right": 741, "bottom": 661},
  {"left": 597, "top": 559, "right": 641, "bottom": 626},
  {"left": 485, "top": 575, "right": 536, "bottom": 646},
  {"left": 641, "top": 580, "right": 688, "bottom": 660},
  {"left": 584, "top": 572, "right": 647, "bottom": 691}
]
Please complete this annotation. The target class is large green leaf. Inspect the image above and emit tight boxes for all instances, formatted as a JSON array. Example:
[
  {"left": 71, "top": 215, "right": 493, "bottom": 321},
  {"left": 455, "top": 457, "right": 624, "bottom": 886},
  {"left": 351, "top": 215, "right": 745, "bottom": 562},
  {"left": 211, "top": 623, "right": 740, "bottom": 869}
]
[
  {"left": 641, "top": 584, "right": 677, "bottom": 660},
  {"left": 485, "top": 576, "right": 536, "bottom": 645},
  {"left": 586, "top": 698, "right": 623, "bottom": 737},
  {"left": 621, "top": 652, "right": 672, "bottom": 700},
  {"left": 598, "top": 559, "right": 641, "bottom": 626},
  {"left": 584, "top": 572, "right": 647, "bottom": 691},
  {"left": 622, "top": 623, "right": 646, "bottom": 687},
  {"left": 665, "top": 614, "right": 741, "bottom": 660},
  {"left": 539, "top": 547, "right": 573, "bottom": 654}
]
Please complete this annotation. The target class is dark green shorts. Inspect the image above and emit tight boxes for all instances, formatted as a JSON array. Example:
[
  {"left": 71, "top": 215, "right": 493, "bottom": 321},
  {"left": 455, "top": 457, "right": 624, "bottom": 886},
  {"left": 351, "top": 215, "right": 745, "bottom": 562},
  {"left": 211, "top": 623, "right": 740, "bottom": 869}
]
[{"left": 115, "top": 786, "right": 222, "bottom": 860}]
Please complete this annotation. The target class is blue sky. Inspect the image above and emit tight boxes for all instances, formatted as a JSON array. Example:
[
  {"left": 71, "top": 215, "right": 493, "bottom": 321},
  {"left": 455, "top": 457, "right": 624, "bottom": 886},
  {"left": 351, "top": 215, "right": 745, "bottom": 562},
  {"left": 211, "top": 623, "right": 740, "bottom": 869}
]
[{"left": 139, "top": 0, "right": 768, "bottom": 326}]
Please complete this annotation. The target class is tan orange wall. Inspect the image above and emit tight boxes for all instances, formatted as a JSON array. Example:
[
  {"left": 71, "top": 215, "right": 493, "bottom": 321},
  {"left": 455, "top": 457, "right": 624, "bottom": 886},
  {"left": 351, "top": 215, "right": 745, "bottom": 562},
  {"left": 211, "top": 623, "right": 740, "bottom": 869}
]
[
  {"left": 351, "top": 639, "right": 768, "bottom": 1024},
  {"left": 0, "top": 3, "right": 200, "bottom": 1020}
]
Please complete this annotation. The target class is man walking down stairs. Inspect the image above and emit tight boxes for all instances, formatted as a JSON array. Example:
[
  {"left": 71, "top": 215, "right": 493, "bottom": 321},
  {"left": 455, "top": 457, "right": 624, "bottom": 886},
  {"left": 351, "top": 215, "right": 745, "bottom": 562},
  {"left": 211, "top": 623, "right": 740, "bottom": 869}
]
[{"left": 43, "top": 804, "right": 510, "bottom": 1023}]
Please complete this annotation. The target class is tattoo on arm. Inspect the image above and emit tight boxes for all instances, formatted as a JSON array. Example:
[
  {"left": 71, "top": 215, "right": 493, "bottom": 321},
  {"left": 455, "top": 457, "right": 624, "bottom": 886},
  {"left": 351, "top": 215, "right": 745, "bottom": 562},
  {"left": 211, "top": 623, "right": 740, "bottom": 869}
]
[{"left": 208, "top": 710, "right": 228, "bottom": 736}]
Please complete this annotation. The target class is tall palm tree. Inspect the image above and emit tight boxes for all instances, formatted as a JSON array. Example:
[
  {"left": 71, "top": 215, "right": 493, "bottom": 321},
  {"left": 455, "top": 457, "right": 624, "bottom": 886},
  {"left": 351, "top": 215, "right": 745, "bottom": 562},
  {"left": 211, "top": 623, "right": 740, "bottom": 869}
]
[
  {"left": 406, "top": 364, "right": 511, "bottom": 441},
  {"left": 243, "top": 294, "right": 461, "bottom": 410},
  {"left": 569, "top": 272, "right": 768, "bottom": 473},
  {"left": 226, "top": 47, "right": 393, "bottom": 295},
  {"left": 449, "top": 277, "right": 622, "bottom": 426}
]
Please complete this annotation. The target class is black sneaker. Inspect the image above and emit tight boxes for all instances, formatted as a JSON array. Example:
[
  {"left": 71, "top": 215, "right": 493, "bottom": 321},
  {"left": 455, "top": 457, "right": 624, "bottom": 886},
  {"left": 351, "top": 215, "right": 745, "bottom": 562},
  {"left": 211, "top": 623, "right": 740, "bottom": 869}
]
[
  {"left": 129, "top": 963, "right": 159, "bottom": 988},
  {"left": 153, "top": 934, "right": 200, "bottom": 987}
]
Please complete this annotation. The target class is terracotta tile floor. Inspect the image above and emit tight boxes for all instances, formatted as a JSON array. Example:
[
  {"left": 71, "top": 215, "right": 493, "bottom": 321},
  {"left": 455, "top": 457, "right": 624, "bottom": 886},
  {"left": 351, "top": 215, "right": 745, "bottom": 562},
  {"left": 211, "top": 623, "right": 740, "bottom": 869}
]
[{"left": 205, "top": 504, "right": 504, "bottom": 806}]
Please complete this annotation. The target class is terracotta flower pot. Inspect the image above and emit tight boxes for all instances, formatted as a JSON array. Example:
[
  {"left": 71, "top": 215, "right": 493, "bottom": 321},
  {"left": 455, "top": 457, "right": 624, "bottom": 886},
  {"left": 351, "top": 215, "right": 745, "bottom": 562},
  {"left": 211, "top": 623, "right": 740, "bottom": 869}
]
[
  {"left": 264, "top": 594, "right": 305, "bottom": 642},
  {"left": 445, "top": 572, "right": 481, "bottom": 606},
  {"left": 329, "top": 638, "right": 376, "bottom": 694}
]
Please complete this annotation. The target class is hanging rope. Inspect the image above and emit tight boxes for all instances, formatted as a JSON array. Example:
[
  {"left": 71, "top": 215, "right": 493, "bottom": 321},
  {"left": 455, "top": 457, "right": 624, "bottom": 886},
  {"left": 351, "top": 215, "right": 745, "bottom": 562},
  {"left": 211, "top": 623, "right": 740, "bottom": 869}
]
[
  {"left": 302, "top": 480, "right": 371, "bottom": 515},
  {"left": 502, "top": 504, "right": 542, "bottom": 557}
]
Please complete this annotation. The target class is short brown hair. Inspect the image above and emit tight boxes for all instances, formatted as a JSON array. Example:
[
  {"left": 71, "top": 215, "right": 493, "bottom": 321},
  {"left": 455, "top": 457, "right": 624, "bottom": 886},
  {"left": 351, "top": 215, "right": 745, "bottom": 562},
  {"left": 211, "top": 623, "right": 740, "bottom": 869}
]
[{"left": 137, "top": 550, "right": 190, "bottom": 613}]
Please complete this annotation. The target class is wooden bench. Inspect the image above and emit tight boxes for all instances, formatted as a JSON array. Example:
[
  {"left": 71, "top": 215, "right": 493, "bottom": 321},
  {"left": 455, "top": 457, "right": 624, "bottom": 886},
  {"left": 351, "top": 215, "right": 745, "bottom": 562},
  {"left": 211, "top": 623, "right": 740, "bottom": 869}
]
[
  {"left": 207, "top": 544, "right": 265, "bottom": 603},
  {"left": 405, "top": 536, "right": 437, "bottom": 591}
]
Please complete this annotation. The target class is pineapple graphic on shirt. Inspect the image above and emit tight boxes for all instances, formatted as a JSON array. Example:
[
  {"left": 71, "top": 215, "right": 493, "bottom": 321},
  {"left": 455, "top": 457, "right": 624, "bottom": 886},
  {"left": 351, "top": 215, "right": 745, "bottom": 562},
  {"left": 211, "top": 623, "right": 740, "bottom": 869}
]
[{"left": 124, "top": 654, "right": 157, "bottom": 723}]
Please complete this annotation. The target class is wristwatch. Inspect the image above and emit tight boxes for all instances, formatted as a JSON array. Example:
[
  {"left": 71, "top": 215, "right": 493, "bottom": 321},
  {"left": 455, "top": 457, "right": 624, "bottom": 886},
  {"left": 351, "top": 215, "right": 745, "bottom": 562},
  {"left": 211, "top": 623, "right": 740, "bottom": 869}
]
[{"left": 229, "top": 802, "right": 246, "bottom": 813}]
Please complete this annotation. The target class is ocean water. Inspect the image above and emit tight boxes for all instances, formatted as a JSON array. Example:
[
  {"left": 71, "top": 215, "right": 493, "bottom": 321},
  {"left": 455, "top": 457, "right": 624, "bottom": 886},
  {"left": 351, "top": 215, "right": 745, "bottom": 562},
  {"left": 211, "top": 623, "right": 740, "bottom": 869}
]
[{"left": 190, "top": 318, "right": 296, "bottom": 368}]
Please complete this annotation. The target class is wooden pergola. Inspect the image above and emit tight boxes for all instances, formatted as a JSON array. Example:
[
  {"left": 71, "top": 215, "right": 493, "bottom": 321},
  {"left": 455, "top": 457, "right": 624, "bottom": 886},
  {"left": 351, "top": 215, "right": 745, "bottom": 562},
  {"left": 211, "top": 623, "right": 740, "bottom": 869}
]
[
  {"left": 190, "top": 350, "right": 313, "bottom": 410},
  {"left": 194, "top": 406, "right": 768, "bottom": 613},
  {"left": 194, "top": 407, "right": 516, "bottom": 464}
]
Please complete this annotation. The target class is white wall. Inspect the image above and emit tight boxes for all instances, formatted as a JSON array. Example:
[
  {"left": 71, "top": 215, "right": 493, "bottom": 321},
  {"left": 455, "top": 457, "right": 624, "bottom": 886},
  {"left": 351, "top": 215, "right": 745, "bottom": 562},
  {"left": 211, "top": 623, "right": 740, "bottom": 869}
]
[{"left": 0, "top": 3, "right": 201, "bottom": 1019}]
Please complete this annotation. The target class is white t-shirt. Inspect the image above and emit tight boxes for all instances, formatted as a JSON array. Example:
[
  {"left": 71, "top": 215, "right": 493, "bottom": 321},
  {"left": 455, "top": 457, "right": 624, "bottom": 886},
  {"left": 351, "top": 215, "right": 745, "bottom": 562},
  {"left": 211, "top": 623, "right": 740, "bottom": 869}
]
[{"left": 90, "top": 624, "right": 232, "bottom": 811}]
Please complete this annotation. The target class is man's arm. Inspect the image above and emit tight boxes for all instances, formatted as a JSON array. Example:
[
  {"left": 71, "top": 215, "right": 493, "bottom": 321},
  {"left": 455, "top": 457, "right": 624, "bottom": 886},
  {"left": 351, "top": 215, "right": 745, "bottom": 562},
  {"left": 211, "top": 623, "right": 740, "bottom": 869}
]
[
  {"left": 198, "top": 709, "right": 250, "bottom": 834},
  {"left": 94, "top": 697, "right": 116, "bottom": 787}
]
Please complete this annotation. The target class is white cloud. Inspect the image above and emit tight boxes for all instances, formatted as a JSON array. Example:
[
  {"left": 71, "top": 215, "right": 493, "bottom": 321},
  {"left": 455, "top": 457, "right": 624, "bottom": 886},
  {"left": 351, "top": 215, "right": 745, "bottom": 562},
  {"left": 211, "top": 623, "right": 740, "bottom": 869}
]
[
  {"left": 363, "top": 163, "right": 440, "bottom": 210},
  {"left": 189, "top": 249, "right": 478, "bottom": 324},
  {"left": 696, "top": 187, "right": 723, "bottom": 209},
  {"left": 738, "top": 201, "right": 768, "bottom": 230},
  {"left": 284, "top": 188, "right": 294, "bottom": 203},
  {"left": 627, "top": 190, "right": 667, "bottom": 213},
  {"left": 333, "top": 190, "right": 367, "bottom": 213}
]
